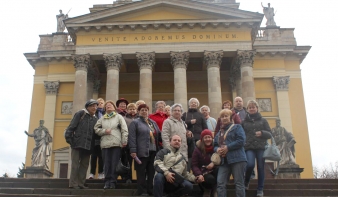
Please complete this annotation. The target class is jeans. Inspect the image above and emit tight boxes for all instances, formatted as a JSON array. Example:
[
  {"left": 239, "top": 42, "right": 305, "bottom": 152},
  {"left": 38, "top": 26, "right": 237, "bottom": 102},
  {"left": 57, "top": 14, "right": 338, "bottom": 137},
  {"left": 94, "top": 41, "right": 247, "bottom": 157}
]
[
  {"left": 153, "top": 173, "right": 193, "bottom": 197},
  {"left": 217, "top": 161, "right": 246, "bottom": 197},
  {"left": 245, "top": 149, "right": 265, "bottom": 191},
  {"left": 102, "top": 147, "right": 121, "bottom": 186}
]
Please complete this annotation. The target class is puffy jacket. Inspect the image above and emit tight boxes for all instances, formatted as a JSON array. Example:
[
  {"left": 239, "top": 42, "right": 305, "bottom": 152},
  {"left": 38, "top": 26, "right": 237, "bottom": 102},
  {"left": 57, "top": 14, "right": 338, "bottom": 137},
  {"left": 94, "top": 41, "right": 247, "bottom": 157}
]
[
  {"left": 241, "top": 113, "right": 271, "bottom": 150},
  {"left": 66, "top": 109, "right": 97, "bottom": 151},
  {"left": 162, "top": 117, "right": 188, "bottom": 159},
  {"left": 94, "top": 112, "right": 128, "bottom": 148},
  {"left": 182, "top": 108, "right": 208, "bottom": 141},
  {"left": 214, "top": 123, "right": 247, "bottom": 164},
  {"left": 191, "top": 140, "right": 213, "bottom": 176},
  {"left": 128, "top": 117, "right": 162, "bottom": 158},
  {"left": 154, "top": 146, "right": 195, "bottom": 182}
]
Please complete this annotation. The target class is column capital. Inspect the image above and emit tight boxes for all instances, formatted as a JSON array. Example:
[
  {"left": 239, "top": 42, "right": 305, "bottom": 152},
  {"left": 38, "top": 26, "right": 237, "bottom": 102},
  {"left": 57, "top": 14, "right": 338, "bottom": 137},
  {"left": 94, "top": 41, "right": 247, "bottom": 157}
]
[
  {"left": 103, "top": 53, "right": 122, "bottom": 71},
  {"left": 93, "top": 79, "right": 101, "bottom": 93},
  {"left": 136, "top": 52, "right": 155, "bottom": 70},
  {"left": 44, "top": 81, "right": 59, "bottom": 94},
  {"left": 204, "top": 50, "right": 223, "bottom": 69},
  {"left": 72, "top": 54, "right": 91, "bottom": 71},
  {"left": 170, "top": 51, "right": 189, "bottom": 69},
  {"left": 273, "top": 76, "right": 290, "bottom": 91},
  {"left": 236, "top": 50, "right": 256, "bottom": 67}
]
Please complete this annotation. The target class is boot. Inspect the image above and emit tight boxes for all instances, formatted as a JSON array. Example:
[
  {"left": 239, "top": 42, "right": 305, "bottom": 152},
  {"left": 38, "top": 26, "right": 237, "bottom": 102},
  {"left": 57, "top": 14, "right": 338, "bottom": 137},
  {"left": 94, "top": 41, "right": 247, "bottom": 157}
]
[{"left": 202, "top": 186, "right": 212, "bottom": 197}]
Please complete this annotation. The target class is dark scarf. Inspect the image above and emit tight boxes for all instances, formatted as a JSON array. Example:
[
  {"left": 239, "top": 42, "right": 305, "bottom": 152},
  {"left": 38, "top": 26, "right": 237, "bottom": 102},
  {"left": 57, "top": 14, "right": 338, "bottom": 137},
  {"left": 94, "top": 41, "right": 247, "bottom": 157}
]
[{"left": 97, "top": 108, "right": 104, "bottom": 119}]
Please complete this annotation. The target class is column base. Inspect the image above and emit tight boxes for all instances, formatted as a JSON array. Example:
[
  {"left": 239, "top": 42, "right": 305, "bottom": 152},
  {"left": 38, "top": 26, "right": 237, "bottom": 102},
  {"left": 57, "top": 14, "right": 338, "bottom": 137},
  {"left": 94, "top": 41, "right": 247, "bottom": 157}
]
[
  {"left": 23, "top": 166, "right": 53, "bottom": 178},
  {"left": 276, "top": 164, "right": 304, "bottom": 179}
]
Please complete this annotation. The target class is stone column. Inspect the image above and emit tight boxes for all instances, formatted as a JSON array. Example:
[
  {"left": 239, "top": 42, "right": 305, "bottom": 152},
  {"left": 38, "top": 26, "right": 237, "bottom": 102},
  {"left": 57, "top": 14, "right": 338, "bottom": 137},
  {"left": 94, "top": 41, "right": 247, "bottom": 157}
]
[
  {"left": 87, "top": 67, "right": 95, "bottom": 100},
  {"left": 72, "top": 54, "right": 90, "bottom": 115},
  {"left": 103, "top": 53, "right": 122, "bottom": 102},
  {"left": 273, "top": 76, "right": 293, "bottom": 133},
  {"left": 236, "top": 50, "right": 256, "bottom": 106},
  {"left": 43, "top": 81, "right": 59, "bottom": 170},
  {"left": 92, "top": 79, "right": 101, "bottom": 100},
  {"left": 204, "top": 50, "right": 223, "bottom": 119},
  {"left": 170, "top": 51, "right": 189, "bottom": 110},
  {"left": 230, "top": 61, "right": 242, "bottom": 99},
  {"left": 136, "top": 52, "right": 155, "bottom": 112}
]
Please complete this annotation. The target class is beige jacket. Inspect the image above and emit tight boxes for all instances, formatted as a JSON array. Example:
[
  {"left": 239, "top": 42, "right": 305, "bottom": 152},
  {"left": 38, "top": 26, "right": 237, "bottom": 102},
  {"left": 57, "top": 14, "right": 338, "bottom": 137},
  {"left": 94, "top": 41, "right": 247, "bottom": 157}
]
[
  {"left": 94, "top": 113, "right": 128, "bottom": 149},
  {"left": 154, "top": 146, "right": 195, "bottom": 182},
  {"left": 162, "top": 117, "right": 188, "bottom": 159}
]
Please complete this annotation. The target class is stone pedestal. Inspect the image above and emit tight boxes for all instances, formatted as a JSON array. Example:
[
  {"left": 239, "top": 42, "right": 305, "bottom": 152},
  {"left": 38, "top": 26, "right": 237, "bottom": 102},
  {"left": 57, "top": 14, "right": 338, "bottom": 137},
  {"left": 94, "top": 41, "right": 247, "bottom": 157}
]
[
  {"left": 23, "top": 166, "right": 53, "bottom": 178},
  {"left": 276, "top": 164, "right": 304, "bottom": 179}
]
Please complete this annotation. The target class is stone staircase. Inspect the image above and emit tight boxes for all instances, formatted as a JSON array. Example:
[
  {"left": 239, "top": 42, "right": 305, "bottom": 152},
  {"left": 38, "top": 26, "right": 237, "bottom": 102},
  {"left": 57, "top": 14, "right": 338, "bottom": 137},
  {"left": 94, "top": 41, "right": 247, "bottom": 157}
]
[{"left": 0, "top": 177, "right": 338, "bottom": 197}]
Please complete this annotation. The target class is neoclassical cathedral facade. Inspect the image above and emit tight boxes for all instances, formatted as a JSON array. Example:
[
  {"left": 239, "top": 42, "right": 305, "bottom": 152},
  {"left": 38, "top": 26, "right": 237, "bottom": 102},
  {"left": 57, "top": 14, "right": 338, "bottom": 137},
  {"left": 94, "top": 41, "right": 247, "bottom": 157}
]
[{"left": 24, "top": 0, "right": 313, "bottom": 178}]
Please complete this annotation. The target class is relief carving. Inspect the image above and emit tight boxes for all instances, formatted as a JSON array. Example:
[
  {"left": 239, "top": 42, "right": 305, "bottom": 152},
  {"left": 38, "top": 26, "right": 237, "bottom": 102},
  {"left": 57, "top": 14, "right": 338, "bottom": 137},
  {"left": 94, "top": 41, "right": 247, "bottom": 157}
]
[
  {"left": 44, "top": 81, "right": 59, "bottom": 94},
  {"left": 273, "top": 76, "right": 290, "bottom": 91}
]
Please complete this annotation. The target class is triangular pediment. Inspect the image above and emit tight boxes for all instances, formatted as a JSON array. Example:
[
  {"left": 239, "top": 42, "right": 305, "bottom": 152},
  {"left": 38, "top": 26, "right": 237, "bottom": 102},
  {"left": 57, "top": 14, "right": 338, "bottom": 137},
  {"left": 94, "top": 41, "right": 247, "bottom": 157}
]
[{"left": 65, "top": 0, "right": 263, "bottom": 25}]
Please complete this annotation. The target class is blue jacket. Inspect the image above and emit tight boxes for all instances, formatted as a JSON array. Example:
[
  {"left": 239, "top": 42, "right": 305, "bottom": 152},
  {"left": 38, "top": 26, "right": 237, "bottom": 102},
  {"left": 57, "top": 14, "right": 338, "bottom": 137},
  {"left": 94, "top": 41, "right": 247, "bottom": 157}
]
[{"left": 214, "top": 124, "right": 247, "bottom": 165}]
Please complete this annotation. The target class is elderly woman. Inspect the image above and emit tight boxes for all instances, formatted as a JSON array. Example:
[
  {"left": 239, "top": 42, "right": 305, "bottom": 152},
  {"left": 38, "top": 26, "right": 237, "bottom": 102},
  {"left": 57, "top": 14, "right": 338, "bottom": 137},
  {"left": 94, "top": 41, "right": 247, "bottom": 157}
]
[
  {"left": 116, "top": 98, "right": 129, "bottom": 116},
  {"left": 162, "top": 103, "right": 192, "bottom": 159},
  {"left": 128, "top": 104, "right": 162, "bottom": 196},
  {"left": 242, "top": 100, "right": 271, "bottom": 197},
  {"left": 214, "top": 109, "right": 247, "bottom": 197},
  {"left": 94, "top": 100, "right": 128, "bottom": 189},
  {"left": 214, "top": 100, "right": 241, "bottom": 137},
  {"left": 149, "top": 101, "right": 168, "bottom": 131},
  {"left": 200, "top": 105, "right": 217, "bottom": 133},
  {"left": 192, "top": 129, "right": 218, "bottom": 197},
  {"left": 164, "top": 105, "right": 171, "bottom": 117}
]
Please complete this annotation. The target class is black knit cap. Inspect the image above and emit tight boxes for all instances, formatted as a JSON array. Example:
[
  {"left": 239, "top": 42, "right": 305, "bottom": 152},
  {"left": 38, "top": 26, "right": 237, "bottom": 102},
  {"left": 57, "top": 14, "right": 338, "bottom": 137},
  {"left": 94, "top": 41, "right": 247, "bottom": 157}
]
[{"left": 85, "top": 99, "right": 98, "bottom": 108}]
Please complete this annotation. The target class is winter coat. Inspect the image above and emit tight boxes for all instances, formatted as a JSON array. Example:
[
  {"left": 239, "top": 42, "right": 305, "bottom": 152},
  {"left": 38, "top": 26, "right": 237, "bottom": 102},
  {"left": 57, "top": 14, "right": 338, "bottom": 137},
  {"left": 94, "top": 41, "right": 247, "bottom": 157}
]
[
  {"left": 128, "top": 117, "right": 162, "bottom": 158},
  {"left": 241, "top": 113, "right": 271, "bottom": 150},
  {"left": 162, "top": 116, "right": 189, "bottom": 159},
  {"left": 124, "top": 113, "right": 139, "bottom": 128},
  {"left": 214, "top": 109, "right": 241, "bottom": 137},
  {"left": 149, "top": 111, "right": 168, "bottom": 131},
  {"left": 182, "top": 108, "right": 208, "bottom": 141},
  {"left": 214, "top": 123, "right": 247, "bottom": 165},
  {"left": 191, "top": 140, "right": 214, "bottom": 176},
  {"left": 94, "top": 113, "right": 128, "bottom": 149},
  {"left": 154, "top": 146, "right": 195, "bottom": 182},
  {"left": 66, "top": 109, "right": 97, "bottom": 151}
]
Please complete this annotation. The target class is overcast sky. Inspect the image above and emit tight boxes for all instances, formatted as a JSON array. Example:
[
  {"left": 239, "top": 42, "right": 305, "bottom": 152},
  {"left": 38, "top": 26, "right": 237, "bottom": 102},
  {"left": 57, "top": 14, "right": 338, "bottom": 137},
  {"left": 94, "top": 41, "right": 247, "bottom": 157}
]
[{"left": 0, "top": 0, "right": 337, "bottom": 177}]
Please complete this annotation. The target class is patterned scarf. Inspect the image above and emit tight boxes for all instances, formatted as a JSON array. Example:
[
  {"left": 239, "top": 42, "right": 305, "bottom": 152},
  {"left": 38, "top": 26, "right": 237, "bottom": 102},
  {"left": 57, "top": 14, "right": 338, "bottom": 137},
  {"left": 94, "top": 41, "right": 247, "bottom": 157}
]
[{"left": 103, "top": 111, "right": 116, "bottom": 119}]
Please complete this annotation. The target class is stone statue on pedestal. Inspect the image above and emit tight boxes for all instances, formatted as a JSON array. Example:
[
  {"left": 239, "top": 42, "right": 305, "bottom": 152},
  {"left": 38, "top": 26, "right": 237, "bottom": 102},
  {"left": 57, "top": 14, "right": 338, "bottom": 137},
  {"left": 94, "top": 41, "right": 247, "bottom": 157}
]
[
  {"left": 261, "top": 2, "right": 276, "bottom": 26},
  {"left": 56, "top": 10, "right": 68, "bottom": 32},
  {"left": 25, "top": 120, "right": 53, "bottom": 169},
  {"left": 272, "top": 119, "right": 296, "bottom": 166}
]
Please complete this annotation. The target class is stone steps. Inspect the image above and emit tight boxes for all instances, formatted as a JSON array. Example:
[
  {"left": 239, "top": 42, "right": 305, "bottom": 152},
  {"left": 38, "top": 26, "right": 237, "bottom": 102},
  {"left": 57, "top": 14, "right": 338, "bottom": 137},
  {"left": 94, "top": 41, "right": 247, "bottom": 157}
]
[{"left": 1, "top": 178, "right": 338, "bottom": 196}]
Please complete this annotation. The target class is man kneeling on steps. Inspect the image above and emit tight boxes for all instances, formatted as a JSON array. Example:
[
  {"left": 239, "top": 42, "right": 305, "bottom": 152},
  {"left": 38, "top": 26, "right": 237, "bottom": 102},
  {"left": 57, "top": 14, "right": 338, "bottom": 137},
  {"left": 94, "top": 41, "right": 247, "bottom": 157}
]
[{"left": 154, "top": 135, "right": 200, "bottom": 197}]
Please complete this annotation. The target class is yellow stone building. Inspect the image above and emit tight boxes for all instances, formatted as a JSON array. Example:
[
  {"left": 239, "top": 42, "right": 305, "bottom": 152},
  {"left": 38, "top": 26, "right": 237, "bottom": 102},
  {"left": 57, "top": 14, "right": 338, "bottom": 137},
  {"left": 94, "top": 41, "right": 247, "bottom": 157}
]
[{"left": 24, "top": 0, "right": 313, "bottom": 178}]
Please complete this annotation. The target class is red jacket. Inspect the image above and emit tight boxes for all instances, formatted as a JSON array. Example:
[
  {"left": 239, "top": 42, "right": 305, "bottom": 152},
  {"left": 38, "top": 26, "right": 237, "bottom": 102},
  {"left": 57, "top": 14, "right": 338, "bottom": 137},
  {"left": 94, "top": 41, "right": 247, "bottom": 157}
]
[{"left": 149, "top": 111, "right": 168, "bottom": 131}]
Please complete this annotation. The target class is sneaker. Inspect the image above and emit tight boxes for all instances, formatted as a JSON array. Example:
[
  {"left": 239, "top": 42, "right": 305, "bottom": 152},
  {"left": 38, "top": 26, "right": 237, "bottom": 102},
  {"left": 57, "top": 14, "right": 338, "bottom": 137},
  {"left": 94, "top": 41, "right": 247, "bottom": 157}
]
[
  {"left": 257, "top": 190, "right": 264, "bottom": 197},
  {"left": 98, "top": 173, "right": 105, "bottom": 179},
  {"left": 245, "top": 182, "right": 249, "bottom": 191},
  {"left": 88, "top": 173, "right": 94, "bottom": 179}
]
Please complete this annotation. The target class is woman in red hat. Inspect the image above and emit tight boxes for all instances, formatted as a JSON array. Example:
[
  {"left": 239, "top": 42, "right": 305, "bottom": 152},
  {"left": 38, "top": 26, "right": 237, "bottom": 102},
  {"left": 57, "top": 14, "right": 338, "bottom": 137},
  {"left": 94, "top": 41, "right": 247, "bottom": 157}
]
[
  {"left": 116, "top": 98, "right": 129, "bottom": 116},
  {"left": 192, "top": 129, "right": 217, "bottom": 197}
]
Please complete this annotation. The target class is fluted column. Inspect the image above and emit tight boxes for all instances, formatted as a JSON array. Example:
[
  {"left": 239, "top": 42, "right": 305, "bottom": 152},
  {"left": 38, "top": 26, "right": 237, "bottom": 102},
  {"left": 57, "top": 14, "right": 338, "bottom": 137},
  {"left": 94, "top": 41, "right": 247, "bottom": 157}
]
[
  {"left": 43, "top": 81, "right": 59, "bottom": 170},
  {"left": 103, "top": 53, "right": 122, "bottom": 102},
  {"left": 237, "top": 50, "right": 256, "bottom": 105},
  {"left": 136, "top": 52, "right": 155, "bottom": 112},
  {"left": 92, "top": 79, "right": 101, "bottom": 100},
  {"left": 170, "top": 51, "right": 189, "bottom": 110},
  {"left": 273, "top": 76, "right": 293, "bottom": 133},
  {"left": 72, "top": 54, "right": 90, "bottom": 115},
  {"left": 87, "top": 67, "right": 95, "bottom": 100},
  {"left": 204, "top": 50, "right": 223, "bottom": 119}
]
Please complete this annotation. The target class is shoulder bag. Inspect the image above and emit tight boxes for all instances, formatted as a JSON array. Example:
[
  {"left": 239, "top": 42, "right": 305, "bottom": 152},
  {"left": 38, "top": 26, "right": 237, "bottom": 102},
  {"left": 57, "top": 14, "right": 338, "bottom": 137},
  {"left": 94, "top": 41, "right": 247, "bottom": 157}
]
[{"left": 211, "top": 124, "right": 235, "bottom": 165}]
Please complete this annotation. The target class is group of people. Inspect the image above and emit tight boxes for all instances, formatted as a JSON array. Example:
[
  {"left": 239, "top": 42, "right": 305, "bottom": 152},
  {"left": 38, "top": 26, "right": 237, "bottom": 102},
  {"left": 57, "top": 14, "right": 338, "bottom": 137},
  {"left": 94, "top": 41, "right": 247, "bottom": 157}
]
[{"left": 64, "top": 96, "right": 272, "bottom": 197}]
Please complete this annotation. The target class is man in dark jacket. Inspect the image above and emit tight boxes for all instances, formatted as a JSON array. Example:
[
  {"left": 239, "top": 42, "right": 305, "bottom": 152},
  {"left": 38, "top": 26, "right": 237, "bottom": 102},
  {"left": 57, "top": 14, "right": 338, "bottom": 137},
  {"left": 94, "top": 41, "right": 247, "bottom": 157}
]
[{"left": 65, "top": 99, "right": 98, "bottom": 189}]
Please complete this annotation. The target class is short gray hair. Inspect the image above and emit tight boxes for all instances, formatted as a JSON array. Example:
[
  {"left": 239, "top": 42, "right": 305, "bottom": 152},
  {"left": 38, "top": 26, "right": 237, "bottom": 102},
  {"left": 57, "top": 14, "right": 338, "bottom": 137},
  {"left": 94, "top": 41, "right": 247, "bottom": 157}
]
[
  {"left": 188, "top": 98, "right": 200, "bottom": 107},
  {"left": 155, "top": 101, "right": 166, "bottom": 108},
  {"left": 171, "top": 103, "right": 184, "bottom": 113},
  {"left": 199, "top": 105, "right": 210, "bottom": 113}
]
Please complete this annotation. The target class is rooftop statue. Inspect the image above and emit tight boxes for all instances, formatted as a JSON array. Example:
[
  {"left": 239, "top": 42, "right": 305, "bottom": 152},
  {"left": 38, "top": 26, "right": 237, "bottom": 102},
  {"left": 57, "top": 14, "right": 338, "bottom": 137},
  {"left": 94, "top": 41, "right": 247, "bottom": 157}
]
[
  {"left": 25, "top": 120, "right": 53, "bottom": 169},
  {"left": 261, "top": 2, "right": 276, "bottom": 26},
  {"left": 56, "top": 9, "right": 68, "bottom": 32},
  {"left": 272, "top": 119, "right": 296, "bottom": 166}
]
